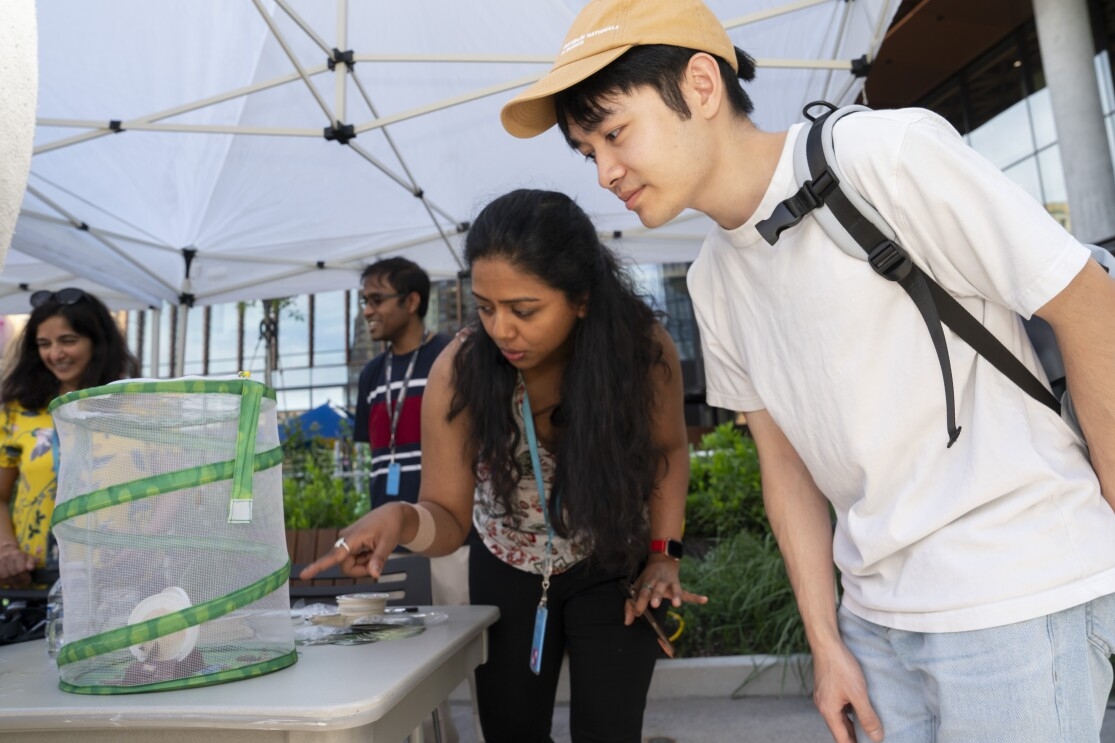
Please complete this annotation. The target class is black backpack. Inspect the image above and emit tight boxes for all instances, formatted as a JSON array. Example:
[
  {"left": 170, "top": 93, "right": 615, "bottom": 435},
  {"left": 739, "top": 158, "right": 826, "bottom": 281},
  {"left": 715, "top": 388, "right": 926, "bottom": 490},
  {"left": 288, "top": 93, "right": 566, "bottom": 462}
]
[{"left": 755, "top": 101, "right": 1114, "bottom": 448}]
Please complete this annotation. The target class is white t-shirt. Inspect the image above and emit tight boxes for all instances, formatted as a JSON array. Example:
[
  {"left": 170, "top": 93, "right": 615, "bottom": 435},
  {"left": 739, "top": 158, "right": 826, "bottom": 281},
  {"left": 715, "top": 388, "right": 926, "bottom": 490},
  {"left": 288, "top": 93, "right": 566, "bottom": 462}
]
[{"left": 688, "top": 107, "right": 1115, "bottom": 632}]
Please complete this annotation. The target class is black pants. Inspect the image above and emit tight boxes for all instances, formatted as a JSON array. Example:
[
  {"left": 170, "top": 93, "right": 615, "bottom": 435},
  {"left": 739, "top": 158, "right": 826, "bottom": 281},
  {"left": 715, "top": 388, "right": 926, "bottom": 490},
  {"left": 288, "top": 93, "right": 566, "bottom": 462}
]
[{"left": 468, "top": 532, "right": 662, "bottom": 743}]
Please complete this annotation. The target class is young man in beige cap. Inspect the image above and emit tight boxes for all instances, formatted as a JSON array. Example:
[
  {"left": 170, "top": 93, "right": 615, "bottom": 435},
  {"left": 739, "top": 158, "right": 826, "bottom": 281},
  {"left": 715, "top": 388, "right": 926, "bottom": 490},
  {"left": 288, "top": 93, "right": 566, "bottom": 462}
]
[{"left": 502, "top": 2, "right": 1115, "bottom": 742}]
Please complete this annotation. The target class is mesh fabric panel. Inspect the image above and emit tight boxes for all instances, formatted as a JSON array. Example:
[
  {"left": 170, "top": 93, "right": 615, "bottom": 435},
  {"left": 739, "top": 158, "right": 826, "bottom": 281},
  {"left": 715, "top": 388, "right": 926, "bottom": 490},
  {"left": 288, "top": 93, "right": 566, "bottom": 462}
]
[{"left": 50, "top": 379, "right": 296, "bottom": 694}]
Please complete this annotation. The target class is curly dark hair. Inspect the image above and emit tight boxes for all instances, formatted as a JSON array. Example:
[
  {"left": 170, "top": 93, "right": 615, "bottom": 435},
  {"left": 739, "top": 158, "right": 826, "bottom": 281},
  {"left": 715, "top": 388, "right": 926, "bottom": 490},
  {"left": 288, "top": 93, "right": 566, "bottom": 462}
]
[
  {"left": 450, "top": 189, "right": 668, "bottom": 574},
  {"left": 2, "top": 290, "right": 140, "bottom": 409}
]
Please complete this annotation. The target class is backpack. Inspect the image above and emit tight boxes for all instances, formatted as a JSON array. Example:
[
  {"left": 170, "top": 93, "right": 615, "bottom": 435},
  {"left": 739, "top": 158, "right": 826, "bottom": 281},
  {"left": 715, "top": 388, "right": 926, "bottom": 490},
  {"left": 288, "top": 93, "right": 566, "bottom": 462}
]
[{"left": 754, "top": 101, "right": 1115, "bottom": 448}]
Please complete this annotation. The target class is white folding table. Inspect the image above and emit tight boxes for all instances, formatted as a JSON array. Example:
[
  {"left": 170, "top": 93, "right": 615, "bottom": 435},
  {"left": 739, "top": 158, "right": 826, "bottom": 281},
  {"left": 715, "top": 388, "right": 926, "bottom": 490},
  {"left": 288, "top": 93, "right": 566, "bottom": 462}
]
[{"left": 0, "top": 604, "right": 497, "bottom": 742}]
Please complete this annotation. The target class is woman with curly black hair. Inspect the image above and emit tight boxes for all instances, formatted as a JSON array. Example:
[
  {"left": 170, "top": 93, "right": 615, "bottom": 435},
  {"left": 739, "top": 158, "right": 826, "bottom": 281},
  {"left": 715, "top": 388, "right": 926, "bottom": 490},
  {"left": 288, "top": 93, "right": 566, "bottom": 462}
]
[
  {"left": 0, "top": 288, "right": 139, "bottom": 585},
  {"left": 303, "top": 189, "right": 704, "bottom": 742}
]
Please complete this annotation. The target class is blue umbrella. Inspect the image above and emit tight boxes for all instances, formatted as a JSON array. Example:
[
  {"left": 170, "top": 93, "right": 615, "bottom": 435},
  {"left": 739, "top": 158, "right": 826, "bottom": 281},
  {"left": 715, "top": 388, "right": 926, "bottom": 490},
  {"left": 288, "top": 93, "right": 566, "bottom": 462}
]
[{"left": 280, "top": 402, "right": 354, "bottom": 443}]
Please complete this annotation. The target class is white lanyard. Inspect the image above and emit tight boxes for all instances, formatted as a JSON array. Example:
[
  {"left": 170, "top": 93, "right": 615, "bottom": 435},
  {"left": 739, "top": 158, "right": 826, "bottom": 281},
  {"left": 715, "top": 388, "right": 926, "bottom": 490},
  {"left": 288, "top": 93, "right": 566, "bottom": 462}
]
[{"left": 382, "top": 331, "right": 428, "bottom": 460}]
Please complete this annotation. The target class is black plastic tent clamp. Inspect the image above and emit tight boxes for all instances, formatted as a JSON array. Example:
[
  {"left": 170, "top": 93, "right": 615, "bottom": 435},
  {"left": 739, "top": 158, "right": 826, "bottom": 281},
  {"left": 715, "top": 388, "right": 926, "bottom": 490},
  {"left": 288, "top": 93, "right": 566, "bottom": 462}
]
[
  {"left": 323, "top": 123, "right": 356, "bottom": 144},
  {"left": 850, "top": 55, "right": 872, "bottom": 78},
  {"left": 328, "top": 48, "right": 354, "bottom": 71}
]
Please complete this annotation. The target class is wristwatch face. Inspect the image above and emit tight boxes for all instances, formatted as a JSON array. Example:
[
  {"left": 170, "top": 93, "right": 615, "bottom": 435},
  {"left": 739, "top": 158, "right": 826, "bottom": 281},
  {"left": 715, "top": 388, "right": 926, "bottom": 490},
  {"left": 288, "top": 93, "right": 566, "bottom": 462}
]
[{"left": 651, "top": 539, "right": 684, "bottom": 559}]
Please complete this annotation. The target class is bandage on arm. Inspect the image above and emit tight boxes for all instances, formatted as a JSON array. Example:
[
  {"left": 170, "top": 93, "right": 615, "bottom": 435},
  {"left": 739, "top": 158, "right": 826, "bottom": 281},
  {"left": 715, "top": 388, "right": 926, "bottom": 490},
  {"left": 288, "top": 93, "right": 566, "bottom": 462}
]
[{"left": 400, "top": 502, "right": 436, "bottom": 552}]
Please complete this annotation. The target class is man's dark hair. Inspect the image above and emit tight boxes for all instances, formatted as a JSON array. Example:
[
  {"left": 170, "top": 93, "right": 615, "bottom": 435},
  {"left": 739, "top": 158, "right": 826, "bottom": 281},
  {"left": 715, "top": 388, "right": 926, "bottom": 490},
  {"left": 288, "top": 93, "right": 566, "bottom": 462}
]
[
  {"left": 360, "top": 257, "right": 432, "bottom": 319},
  {"left": 556, "top": 45, "right": 757, "bottom": 145}
]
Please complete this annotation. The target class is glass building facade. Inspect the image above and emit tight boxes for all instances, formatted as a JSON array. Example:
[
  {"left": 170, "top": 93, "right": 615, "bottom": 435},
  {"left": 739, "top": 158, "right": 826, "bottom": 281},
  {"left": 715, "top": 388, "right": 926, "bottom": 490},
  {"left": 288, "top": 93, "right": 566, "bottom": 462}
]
[
  {"left": 916, "top": 6, "right": 1115, "bottom": 240},
  {"left": 122, "top": 262, "right": 717, "bottom": 421}
]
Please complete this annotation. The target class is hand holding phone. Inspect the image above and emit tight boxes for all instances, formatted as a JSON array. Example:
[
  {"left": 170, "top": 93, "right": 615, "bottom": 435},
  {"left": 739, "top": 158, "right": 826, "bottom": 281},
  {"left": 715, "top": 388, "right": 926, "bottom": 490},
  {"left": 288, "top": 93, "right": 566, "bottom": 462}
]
[{"left": 622, "top": 582, "right": 675, "bottom": 658}]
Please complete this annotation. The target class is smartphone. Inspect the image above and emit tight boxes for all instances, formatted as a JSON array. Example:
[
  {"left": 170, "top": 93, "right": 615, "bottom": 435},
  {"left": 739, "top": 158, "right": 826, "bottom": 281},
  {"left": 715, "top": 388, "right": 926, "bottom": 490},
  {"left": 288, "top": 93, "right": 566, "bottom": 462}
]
[{"left": 622, "top": 582, "right": 675, "bottom": 658}]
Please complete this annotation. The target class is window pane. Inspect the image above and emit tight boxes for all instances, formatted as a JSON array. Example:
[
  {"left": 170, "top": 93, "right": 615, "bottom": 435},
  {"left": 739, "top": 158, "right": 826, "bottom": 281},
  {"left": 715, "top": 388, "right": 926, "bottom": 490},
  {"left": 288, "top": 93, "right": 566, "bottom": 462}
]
[
  {"left": 431, "top": 278, "right": 465, "bottom": 335},
  {"left": 316, "top": 349, "right": 347, "bottom": 366},
  {"left": 661, "top": 263, "right": 698, "bottom": 362},
  {"left": 1028, "top": 88, "right": 1057, "bottom": 150},
  {"left": 310, "top": 386, "right": 346, "bottom": 410},
  {"left": 964, "top": 38, "right": 1027, "bottom": 134},
  {"left": 1002, "top": 156, "right": 1042, "bottom": 205},
  {"left": 630, "top": 263, "right": 665, "bottom": 312},
  {"left": 1097, "top": 51, "right": 1114, "bottom": 116},
  {"left": 276, "top": 296, "right": 309, "bottom": 370},
  {"left": 921, "top": 81, "right": 967, "bottom": 134},
  {"left": 182, "top": 306, "right": 204, "bottom": 375},
  {"left": 968, "top": 98, "right": 1033, "bottom": 170},
  {"left": 309, "top": 365, "right": 349, "bottom": 387},
  {"left": 276, "top": 388, "right": 310, "bottom": 414},
  {"left": 313, "top": 290, "right": 348, "bottom": 368},
  {"left": 158, "top": 309, "right": 172, "bottom": 378},
  {"left": 127, "top": 310, "right": 152, "bottom": 377},
  {"left": 1107, "top": 115, "right": 1115, "bottom": 183},
  {"left": 208, "top": 302, "right": 241, "bottom": 374},
  {"left": 242, "top": 301, "right": 265, "bottom": 371},
  {"left": 278, "top": 368, "right": 310, "bottom": 388},
  {"left": 1036, "top": 145, "right": 1070, "bottom": 231}
]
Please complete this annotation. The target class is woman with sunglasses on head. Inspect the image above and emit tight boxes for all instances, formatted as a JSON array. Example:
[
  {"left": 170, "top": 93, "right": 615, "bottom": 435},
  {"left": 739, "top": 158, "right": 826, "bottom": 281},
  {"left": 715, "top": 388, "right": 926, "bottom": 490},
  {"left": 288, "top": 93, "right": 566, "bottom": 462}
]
[
  {"left": 0, "top": 288, "right": 139, "bottom": 585},
  {"left": 301, "top": 189, "right": 707, "bottom": 742}
]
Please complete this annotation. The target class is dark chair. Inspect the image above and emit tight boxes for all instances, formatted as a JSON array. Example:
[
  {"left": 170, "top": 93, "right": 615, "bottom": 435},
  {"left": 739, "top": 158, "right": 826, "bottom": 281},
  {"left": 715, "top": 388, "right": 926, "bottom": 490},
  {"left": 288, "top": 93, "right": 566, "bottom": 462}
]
[
  {"left": 0, "top": 568, "right": 58, "bottom": 647},
  {"left": 0, "top": 567, "right": 58, "bottom": 602},
  {"left": 288, "top": 552, "right": 432, "bottom": 605}
]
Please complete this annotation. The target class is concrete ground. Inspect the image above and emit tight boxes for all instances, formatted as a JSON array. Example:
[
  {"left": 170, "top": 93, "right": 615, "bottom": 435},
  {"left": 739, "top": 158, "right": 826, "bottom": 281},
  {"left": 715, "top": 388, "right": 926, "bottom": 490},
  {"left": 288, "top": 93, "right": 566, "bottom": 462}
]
[
  {"left": 449, "top": 694, "right": 831, "bottom": 743},
  {"left": 448, "top": 689, "right": 1115, "bottom": 743}
]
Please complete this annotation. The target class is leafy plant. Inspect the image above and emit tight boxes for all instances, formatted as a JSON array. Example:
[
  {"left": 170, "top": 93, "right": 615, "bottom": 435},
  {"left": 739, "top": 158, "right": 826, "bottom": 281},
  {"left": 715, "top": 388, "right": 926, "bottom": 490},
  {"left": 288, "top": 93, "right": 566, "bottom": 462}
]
[
  {"left": 685, "top": 423, "right": 768, "bottom": 541},
  {"left": 281, "top": 424, "right": 367, "bottom": 529},
  {"left": 675, "top": 421, "right": 815, "bottom": 692},
  {"left": 674, "top": 529, "right": 806, "bottom": 664}
]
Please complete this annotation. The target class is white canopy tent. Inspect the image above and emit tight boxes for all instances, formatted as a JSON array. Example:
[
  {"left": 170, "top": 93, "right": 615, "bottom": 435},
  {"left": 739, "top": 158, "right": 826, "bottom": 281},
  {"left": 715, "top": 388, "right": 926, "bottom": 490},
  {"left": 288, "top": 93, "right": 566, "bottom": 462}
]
[{"left": 4, "top": 0, "right": 900, "bottom": 319}]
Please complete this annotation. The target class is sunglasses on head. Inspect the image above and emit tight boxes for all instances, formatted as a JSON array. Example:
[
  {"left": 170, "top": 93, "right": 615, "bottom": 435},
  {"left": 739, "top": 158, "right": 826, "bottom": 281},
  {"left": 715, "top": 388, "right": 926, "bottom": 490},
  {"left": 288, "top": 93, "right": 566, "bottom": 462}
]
[{"left": 30, "top": 287, "right": 88, "bottom": 309}]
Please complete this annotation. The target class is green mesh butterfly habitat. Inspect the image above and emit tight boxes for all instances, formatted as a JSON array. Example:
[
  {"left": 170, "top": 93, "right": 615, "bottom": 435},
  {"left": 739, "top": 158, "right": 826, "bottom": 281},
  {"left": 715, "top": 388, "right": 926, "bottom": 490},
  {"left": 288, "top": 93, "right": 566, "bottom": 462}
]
[{"left": 48, "top": 377, "right": 296, "bottom": 694}]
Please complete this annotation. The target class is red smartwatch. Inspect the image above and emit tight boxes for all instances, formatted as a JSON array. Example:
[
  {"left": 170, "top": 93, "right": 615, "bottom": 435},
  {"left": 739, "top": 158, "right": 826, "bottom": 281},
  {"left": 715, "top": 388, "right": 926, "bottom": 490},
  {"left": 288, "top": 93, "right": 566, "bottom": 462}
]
[{"left": 649, "top": 538, "right": 684, "bottom": 560}]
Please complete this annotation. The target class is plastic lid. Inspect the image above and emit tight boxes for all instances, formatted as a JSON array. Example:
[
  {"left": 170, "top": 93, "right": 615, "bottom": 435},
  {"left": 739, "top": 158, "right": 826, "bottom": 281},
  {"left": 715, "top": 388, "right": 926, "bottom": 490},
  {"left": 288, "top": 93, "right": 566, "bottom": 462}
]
[{"left": 127, "top": 586, "right": 200, "bottom": 662}]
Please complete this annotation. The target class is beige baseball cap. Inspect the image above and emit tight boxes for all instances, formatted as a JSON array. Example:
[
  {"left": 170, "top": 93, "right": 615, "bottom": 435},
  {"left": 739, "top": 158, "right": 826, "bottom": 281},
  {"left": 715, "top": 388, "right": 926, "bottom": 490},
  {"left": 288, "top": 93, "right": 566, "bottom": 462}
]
[{"left": 500, "top": 0, "right": 737, "bottom": 139}]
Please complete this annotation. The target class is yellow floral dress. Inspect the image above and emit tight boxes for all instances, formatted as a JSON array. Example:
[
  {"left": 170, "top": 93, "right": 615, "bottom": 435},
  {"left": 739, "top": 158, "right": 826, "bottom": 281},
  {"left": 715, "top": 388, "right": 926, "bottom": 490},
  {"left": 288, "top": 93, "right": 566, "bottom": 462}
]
[{"left": 0, "top": 401, "right": 56, "bottom": 567}]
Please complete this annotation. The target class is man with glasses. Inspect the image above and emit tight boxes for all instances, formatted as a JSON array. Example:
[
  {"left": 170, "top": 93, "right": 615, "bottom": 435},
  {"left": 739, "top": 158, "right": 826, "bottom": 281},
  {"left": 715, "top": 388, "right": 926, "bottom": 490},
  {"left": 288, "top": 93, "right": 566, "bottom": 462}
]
[
  {"left": 355, "top": 257, "right": 450, "bottom": 513},
  {"left": 353, "top": 257, "right": 465, "bottom": 743}
]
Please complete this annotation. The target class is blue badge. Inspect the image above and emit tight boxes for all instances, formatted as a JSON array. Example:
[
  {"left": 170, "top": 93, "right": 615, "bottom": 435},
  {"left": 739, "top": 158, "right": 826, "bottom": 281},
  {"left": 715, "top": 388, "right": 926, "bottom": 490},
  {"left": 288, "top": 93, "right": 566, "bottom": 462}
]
[
  {"left": 385, "top": 462, "right": 401, "bottom": 496},
  {"left": 529, "top": 604, "right": 548, "bottom": 675}
]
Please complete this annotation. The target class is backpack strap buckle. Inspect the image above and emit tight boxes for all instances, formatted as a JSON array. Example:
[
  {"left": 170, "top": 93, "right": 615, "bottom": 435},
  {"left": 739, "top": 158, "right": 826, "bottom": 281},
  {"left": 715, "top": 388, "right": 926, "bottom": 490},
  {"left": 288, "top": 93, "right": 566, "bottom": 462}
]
[
  {"left": 867, "top": 240, "right": 913, "bottom": 282},
  {"left": 756, "top": 170, "right": 838, "bottom": 245}
]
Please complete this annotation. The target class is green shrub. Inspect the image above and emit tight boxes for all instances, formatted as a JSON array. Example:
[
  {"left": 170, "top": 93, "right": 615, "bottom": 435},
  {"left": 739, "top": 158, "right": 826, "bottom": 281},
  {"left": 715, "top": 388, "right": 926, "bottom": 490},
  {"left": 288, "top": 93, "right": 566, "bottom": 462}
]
[
  {"left": 677, "top": 421, "right": 813, "bottom": 684},
  {"left": 674, "top": 529, "right": 806, "bottom": 662},
  {"left": 686, "top": 423, "right": 768, "bottom": 541},
  {"left": 281, "top": 425, "right": 367, "bottom": 529}
]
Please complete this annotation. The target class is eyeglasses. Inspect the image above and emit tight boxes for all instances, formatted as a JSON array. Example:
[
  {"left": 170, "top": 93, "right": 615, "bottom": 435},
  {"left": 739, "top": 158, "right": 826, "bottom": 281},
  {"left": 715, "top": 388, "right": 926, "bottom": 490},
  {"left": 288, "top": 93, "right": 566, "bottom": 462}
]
[
  {"left": 30, "top": 287, "right": 88, "bottom": 309},
  {"left": 358, "top": 292, "right": 404, "bottom": 308}
]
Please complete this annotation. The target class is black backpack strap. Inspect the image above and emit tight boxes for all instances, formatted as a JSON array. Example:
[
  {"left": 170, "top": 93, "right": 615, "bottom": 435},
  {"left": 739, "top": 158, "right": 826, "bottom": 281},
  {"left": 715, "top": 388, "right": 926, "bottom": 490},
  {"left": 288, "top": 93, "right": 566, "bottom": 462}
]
[
  {"left": 757, "top": 102, "right": 1060, "bottom": 447},
  {"left": 926, "top": 280, "right": 1061, "bottom": 415},
  {"left": 799, "top": 106, "right": 1060, "bottom": 440},
  {"left": 762, "top": 105, "right": 958, "bottom": 446}
]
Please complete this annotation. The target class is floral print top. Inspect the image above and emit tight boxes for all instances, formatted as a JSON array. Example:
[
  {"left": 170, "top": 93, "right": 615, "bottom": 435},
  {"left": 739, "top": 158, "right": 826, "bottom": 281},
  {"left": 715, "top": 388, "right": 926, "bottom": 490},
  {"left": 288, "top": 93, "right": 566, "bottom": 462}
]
[
  {"left": 472, "top": 378, "right": 591, "bottom": 575},
  {"left": 0, "top": 401, "right": 56, "bottom": 568}
]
